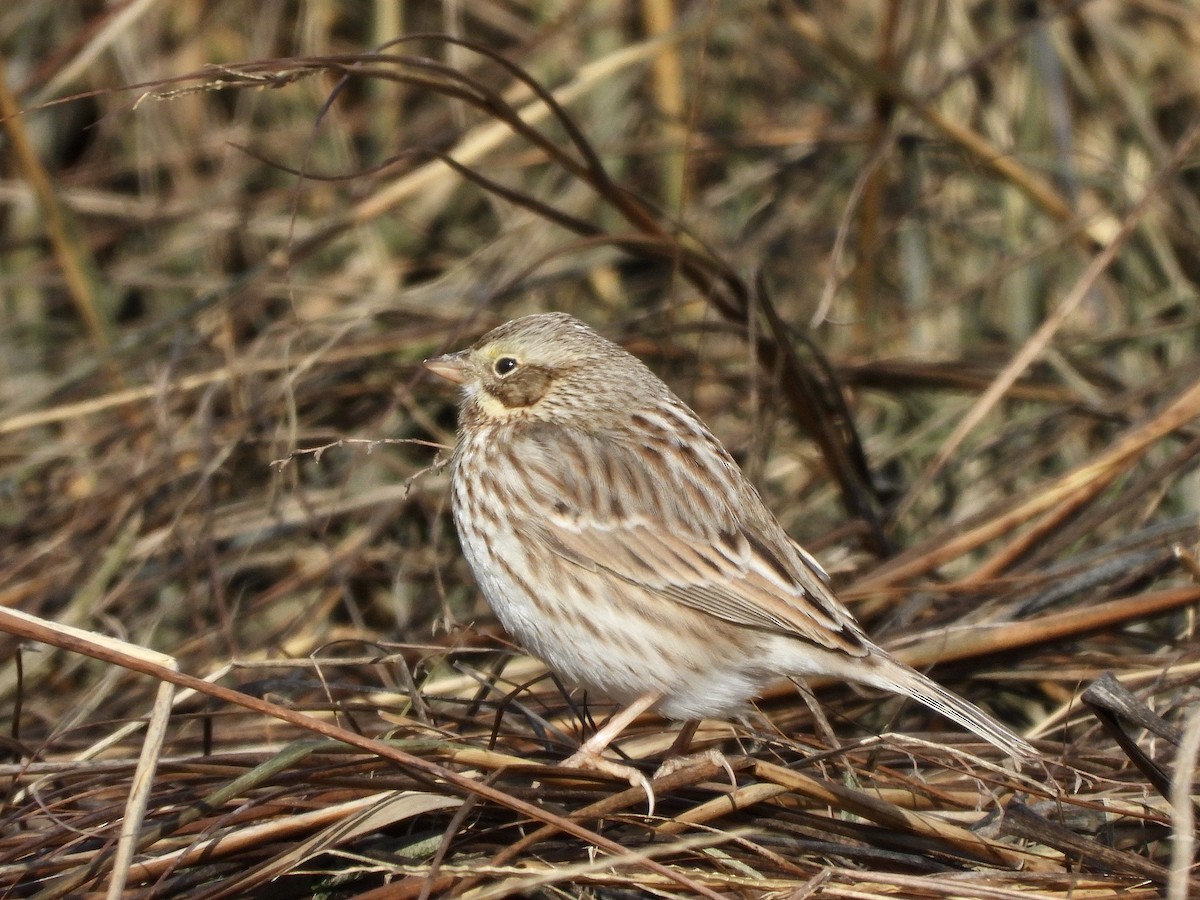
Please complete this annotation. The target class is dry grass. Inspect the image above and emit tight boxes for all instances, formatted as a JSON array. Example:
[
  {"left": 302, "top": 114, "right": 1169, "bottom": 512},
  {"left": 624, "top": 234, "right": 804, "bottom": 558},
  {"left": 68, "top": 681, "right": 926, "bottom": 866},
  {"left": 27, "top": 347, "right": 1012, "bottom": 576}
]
[{"left": 2, "top": 1, "right": 1199, "bottom": 896}]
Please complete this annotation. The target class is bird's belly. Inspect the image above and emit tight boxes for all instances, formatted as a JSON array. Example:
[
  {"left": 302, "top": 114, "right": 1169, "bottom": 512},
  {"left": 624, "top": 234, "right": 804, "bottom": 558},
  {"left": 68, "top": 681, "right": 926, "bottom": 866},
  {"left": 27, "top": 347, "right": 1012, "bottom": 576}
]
[{"left": 460, "top": 527, "right": 771, "bottom": 721}]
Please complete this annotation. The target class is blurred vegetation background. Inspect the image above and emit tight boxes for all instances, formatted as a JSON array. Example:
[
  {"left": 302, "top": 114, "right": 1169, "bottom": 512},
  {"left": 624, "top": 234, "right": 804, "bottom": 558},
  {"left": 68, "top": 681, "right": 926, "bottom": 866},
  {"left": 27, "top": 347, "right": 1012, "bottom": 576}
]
[{"left": 2, "top": 1, "right": 1200, "bottom": 896}]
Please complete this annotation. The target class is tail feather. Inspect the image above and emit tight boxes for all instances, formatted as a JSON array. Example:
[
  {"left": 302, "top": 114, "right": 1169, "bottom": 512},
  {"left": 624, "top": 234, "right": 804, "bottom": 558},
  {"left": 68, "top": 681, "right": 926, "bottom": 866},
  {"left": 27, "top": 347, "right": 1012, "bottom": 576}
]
[{"left": 866, "top": 655, "right": 1039, "bottom": 762}]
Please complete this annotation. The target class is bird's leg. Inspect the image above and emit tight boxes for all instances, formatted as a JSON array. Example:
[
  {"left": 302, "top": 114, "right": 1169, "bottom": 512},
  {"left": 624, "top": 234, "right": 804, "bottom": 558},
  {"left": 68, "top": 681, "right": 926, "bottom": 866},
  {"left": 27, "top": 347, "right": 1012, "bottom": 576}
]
[
  {"left": 653, "top": 718, "right": 737, "bottom": 788},
  {"left": 567, "top": 690, "right": 662, "bottom": 759},
  {"left": 561, "top": 690, "right": 662, "bottom": 815},
  {"left": 665, "top": 719, "right": 701, "bottom": 758}
]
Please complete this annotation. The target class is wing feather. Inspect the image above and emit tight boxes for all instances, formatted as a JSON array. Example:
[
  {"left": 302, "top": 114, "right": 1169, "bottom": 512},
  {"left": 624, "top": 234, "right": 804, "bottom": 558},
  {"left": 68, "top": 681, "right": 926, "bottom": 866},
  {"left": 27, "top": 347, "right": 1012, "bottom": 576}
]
[{"left": 508, "top": 422, "right": 869, "bottom": 656}]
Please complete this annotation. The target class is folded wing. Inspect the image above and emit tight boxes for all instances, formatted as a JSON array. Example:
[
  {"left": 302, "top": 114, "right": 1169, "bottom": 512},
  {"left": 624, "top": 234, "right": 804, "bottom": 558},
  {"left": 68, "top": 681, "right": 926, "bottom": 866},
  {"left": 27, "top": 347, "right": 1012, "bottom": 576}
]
[{"left": 507, "top": 422, "right": 870, "bottom": 657}]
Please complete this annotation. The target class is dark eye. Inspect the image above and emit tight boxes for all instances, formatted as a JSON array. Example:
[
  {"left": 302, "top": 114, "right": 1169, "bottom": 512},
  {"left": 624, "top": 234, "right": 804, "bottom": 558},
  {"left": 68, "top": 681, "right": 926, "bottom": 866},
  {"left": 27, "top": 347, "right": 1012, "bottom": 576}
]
[{"left": 494, "top": 357, "right": 518, "bottom": 376}]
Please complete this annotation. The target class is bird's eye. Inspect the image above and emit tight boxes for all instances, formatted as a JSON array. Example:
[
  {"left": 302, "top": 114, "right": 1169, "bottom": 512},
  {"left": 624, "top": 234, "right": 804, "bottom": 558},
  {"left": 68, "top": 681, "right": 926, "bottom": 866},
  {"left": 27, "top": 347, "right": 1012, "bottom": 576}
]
[{"left": 494, "top": 357, "right": 519, "bottom": 376}]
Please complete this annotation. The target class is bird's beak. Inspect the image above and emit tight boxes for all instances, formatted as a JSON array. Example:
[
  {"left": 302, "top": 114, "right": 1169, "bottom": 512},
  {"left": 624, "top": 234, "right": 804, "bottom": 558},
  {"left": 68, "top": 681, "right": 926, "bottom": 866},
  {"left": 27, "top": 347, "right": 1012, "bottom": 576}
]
[{"left": 423, "top": 352, "right": 467, "bottom": 385}]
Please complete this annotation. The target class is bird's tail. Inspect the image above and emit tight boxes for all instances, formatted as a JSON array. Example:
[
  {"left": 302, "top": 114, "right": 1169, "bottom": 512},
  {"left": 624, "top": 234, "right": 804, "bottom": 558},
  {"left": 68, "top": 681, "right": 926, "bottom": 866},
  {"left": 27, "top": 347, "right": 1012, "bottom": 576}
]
[{"left": 863, "top": 655, "right": 1039, "bottom": 762}]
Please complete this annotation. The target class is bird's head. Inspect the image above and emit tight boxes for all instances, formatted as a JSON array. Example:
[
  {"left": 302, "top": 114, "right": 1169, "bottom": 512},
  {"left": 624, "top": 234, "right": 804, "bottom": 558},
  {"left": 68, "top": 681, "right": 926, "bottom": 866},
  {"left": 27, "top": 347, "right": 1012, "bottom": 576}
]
[{"left": 423, "top": 312, "right": 651, "bottom": 427}]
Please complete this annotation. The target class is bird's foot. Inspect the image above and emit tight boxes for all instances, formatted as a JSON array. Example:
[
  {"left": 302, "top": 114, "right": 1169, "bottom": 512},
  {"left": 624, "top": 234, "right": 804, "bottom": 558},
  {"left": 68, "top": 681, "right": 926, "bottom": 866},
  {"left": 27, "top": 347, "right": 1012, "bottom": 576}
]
[
  {"left": 561, "top": 748, "right": 655, "bottom": 817},
  {"left": 654, "top": 748, "right": 738, "bottom": 788}
]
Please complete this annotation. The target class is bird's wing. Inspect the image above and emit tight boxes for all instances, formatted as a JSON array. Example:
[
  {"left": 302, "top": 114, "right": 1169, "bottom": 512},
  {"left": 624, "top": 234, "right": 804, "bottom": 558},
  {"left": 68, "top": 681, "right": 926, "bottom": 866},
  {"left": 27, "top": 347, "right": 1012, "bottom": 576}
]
[{"left": 509, "top": 423, "right": 870, "bottom": 656}]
